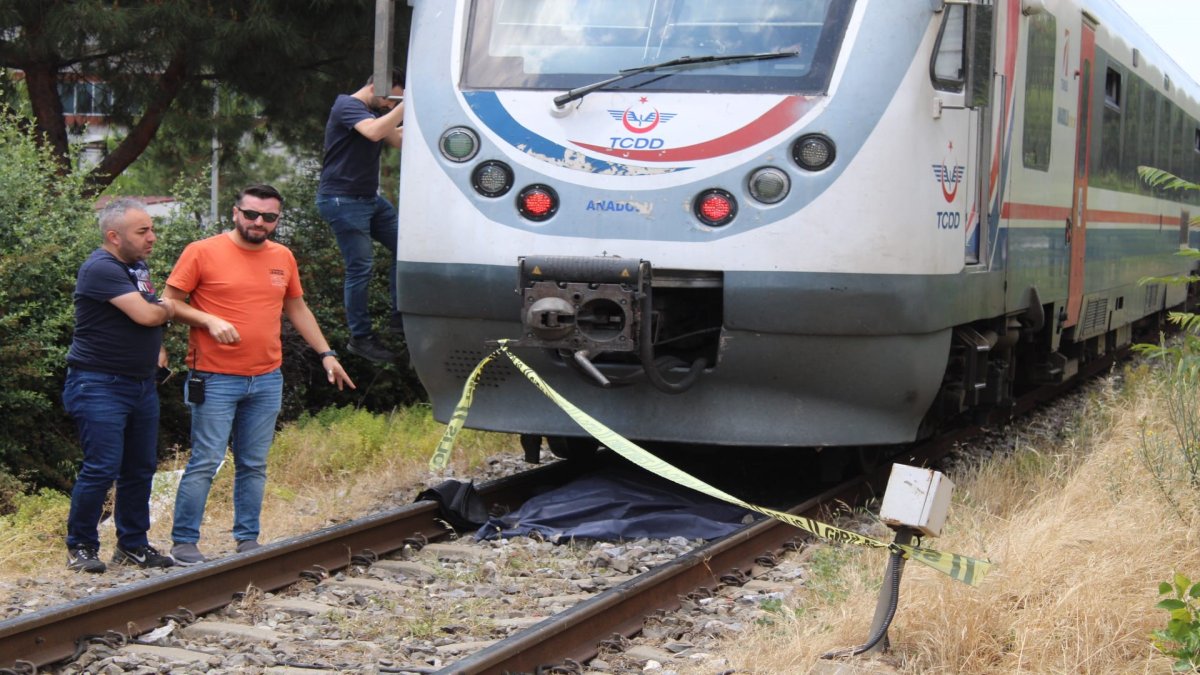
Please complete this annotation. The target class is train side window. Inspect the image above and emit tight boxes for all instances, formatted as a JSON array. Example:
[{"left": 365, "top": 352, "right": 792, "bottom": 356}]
[
  {"left": 931, "top": 5, "right": 965, "bottom": 92},
  {"left": 1104, "top": 67, "right": 1122, "bottom": 110},
  {"left": 1097, "top": 60, "right": 1124, "bottom": 184},
  {"left": 1022, "top": 12, "right": 1055, "bottom": 171}
]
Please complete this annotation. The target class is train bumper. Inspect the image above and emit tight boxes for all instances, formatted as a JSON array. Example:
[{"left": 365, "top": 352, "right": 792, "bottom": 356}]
[{"left": 405, "top": 314, "right": 950, "bottom": 447}]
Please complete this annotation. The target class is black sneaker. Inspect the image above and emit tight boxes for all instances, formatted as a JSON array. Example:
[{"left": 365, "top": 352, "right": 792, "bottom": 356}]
[
  {"left": 67, "top": 546, "right": 106, "bottom": 574},
  {"left": 112, "top": 544, "right": 174, "bottom": 569},
  {"left": 236, "top": 539, "right": 262, "bottom": 553},
  {"left": 347, "top": 334, "right": 397, "bottom": 363},
  {"left": 170, "top": 542, "right": 208, "bottom": 566}
]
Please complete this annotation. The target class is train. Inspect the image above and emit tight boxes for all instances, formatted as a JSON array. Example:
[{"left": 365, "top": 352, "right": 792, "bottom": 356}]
[{"left": 382, "top": 0, "right": 1200, "bottom": 459}]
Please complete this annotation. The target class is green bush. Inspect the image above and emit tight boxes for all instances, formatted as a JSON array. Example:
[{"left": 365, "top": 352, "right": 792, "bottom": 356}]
[
  {"left": 0, "top": 108, "right": 94, "bottom": 491},
  {"left": 1153, "top": 572, "right": 1200, "bottom": 672}
]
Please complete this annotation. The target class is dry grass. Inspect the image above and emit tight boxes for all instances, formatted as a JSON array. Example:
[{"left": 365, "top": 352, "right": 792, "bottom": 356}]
[
  {"left": 0, "top": 404, "right": 515, "bottom": 581},
  {"left": 709, "top": 365, "right": 1200, "bottom": 674}
]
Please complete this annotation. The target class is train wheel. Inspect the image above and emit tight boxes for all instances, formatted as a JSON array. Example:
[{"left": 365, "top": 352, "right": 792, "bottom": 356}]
[
  {"left": 817, "top": 449, "right": 852, "bottom": 483},
  {"left": 546, "top": 435, "right": 600, "bottom": 461},
  {"left": 818, "top": 447, "right": 889, "bottom": 483},
  {"left": 857, "top": 447, "right": 888, "bottom": 475}
]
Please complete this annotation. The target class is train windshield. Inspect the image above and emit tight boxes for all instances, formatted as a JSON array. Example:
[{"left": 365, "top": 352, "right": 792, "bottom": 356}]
[{"left": 462, "top": 0, "right": 856, "bottom": 94}]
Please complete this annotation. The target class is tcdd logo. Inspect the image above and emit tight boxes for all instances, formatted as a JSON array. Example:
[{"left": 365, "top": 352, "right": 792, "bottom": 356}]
[
  {"left": 608, "top": 97, "right": 677, "bottom": 135},
  {"left": 932, "top": 164, "right": 965, "bottom": 203}
]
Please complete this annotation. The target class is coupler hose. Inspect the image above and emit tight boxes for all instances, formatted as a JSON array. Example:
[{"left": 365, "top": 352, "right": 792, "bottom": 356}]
[{"left": 638, "top": 289, "right": 705, "bottom": 394}]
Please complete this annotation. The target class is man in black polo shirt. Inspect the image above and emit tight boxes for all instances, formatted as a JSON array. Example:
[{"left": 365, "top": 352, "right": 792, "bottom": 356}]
[
  {"left": 316, "top": 69, "right": 405, "bottom": 364},
  {"left": 62, "top": 198, "right": 176, "bottom": 572}
]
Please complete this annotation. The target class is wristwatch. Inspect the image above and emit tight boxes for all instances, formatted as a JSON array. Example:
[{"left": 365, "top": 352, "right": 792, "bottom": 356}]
[{"left": 317, "top": 350, "right": 338, "bottom": 360}]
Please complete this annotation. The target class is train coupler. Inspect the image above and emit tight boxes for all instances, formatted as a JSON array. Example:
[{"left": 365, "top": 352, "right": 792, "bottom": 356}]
[{"left": 512, "top": 255, "right": 651, "bottom": 355}]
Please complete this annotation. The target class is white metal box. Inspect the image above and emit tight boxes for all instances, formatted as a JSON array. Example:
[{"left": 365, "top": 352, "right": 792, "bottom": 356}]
[{"left": 879, "top": 464, "right": 954, "bottom": 537}]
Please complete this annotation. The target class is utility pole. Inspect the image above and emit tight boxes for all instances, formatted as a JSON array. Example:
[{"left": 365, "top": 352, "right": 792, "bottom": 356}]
[{"left": 210, "top": 85, "right": 219, "bottom": 226}]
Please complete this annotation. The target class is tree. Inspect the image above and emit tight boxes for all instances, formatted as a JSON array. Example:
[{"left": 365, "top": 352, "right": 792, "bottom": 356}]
[
  {"left": 0, "top": 106, "right": 96, "bottom": 492},
  {"left": 0, "top": 0, "right": 411, "bottom": 197}
]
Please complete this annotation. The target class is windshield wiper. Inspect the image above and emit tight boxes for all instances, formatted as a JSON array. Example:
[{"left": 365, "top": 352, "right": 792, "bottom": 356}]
[{"left": 552, "top": 51, "right": 799, "bottom": 108}]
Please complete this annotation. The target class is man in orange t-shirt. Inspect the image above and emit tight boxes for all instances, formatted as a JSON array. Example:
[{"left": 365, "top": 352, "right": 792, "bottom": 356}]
[{"left": 163, "top": 184, "right": 354, "bottom": 565}]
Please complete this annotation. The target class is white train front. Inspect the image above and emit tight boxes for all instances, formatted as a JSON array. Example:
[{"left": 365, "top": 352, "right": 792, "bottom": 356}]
[{"left": 391, "top": 0, "right": 1200, "bottom": 454}]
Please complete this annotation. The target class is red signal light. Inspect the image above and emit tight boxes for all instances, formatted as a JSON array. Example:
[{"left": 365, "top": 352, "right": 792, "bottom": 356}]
[
  {"left": 524, "top": 191, "right": 553, "bottom": 215},
  {"left": 694, "top": 189, "right": 737, "bottom": 226},
  {"left": 518, "top": 185, "right": 558, "bottom": 221}
]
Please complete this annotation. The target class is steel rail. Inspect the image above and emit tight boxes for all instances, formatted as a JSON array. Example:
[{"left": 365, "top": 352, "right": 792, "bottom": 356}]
[{"left": 0, "top": 459, "right": 581, "bottom": 671}]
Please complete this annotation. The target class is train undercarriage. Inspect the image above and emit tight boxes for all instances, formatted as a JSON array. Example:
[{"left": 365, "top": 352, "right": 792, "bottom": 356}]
[{"left": 507, "top": 256, "right": 1191, "bottom": 462}]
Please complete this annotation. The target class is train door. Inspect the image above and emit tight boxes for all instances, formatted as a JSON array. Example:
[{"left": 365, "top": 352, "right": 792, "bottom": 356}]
[
  {"left": 966, "top": 2, "right": 995, "bottom": 268},
  {"left": 932, "top": 2, "right": 993, "bottom": 266},
  {"left": 1063, "top": 16, "right": 1097, "bottom": 329}
]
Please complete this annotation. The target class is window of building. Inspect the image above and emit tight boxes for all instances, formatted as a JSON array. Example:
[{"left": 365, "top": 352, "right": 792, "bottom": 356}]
[{"left": 57, "top": 81, "right": 112, "bottom": 116}]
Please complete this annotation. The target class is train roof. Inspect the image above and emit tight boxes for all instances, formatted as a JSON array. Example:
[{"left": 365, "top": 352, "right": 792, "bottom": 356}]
[{"left": 1083, "top": 0, "right": 1200, "bottom": 104}]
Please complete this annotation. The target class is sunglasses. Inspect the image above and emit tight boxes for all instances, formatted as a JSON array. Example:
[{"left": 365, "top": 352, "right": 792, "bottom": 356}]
[{"left": 235, "top": 206, "right": 281, "bottom": 223}]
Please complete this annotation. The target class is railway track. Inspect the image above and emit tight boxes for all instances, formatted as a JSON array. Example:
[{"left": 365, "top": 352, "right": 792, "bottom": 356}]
[
  {"left": 0, "top": 459, "right": 583, "bottom": 673},
  {"left": 1, "top": 350, "right": 1122, "bottom": 674}
]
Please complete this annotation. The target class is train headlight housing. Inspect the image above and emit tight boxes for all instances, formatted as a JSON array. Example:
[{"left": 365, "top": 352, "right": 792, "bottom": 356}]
[
  {"left": 694, "top": 189, "right": 737, "bottom": 227},
  {"left": 748, "top": 167, "right": 791, "bottom": 204},
  {"left": 518, "top": 184, "right": 558, "bottom": 221},
  {"left": 792, "top": 134, "right": 835, "bottom": 171},
  {"left": 440, "top": 127, "right": 480, "bottom": 162},
  {"left": 472, "top": 161, "right": 513, "bottom": 198}
]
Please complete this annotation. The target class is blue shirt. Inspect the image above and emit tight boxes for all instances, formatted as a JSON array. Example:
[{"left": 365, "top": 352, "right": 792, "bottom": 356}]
[
  {"left": 66, "top": 249, "right": 162, "bottom": 378},
  {"left": 318, "top": 94, "right": 384, "bottom": 196}
]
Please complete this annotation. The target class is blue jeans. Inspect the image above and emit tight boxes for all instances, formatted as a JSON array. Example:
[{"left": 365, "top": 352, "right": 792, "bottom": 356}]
[
  {"left": 316, "top": 194, "right": 399, "bottom": 338},
  {"left": 62, "top": 368, "right": 160, "bottom": 550},
  {"left": 172, "top": 369, "right": 282, "bottom": 544}
]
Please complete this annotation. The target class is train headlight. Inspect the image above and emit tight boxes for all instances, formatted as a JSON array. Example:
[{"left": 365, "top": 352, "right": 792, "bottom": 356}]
[
  {"left": 792, "top": 134, "right": 835, "bottom": 171},
  {"left": 472, "top": 161, "right": 514, "bottom": 198},
  {"left": 694, "top": 189, "right": 737, "bottom": 227},
  {"left": 440, "top": 127, "right": 480, "bottom": 162},
  {"left": 748, "top": 167, "right": 791, "bottom": 204},
  {"left": 518, "top": 184, "right": 558, "bottom": 221}
]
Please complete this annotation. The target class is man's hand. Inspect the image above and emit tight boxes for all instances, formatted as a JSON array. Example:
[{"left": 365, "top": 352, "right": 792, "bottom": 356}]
[
  {"left": 323, "top": 355, "right": 356, "bottom": 391},
  {"left": 205, "top": 316, "right": 241, "bottom": 344}
]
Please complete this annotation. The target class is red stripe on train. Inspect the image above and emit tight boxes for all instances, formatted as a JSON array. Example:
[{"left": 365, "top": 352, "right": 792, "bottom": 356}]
[{"left": 1002, "top": 202, "right": 1171, "bottom": 225}]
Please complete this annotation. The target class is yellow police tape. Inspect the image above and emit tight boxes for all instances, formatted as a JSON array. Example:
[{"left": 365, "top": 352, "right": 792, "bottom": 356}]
[{"left": 430, "top": 341, "right": 993, "bottom": 588}]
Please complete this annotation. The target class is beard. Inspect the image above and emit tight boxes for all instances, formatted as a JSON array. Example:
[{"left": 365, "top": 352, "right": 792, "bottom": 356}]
[{"left": 236, "top": 220, "right": 270, "bottom": 244}]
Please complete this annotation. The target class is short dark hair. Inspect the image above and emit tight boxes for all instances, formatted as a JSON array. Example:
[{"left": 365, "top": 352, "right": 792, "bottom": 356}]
[
  {"left": 236, "top": 184, "right": 284, "bottom": 207},
  {"left": 365, "top": 67, "right": 404, "bottom": 89}
]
